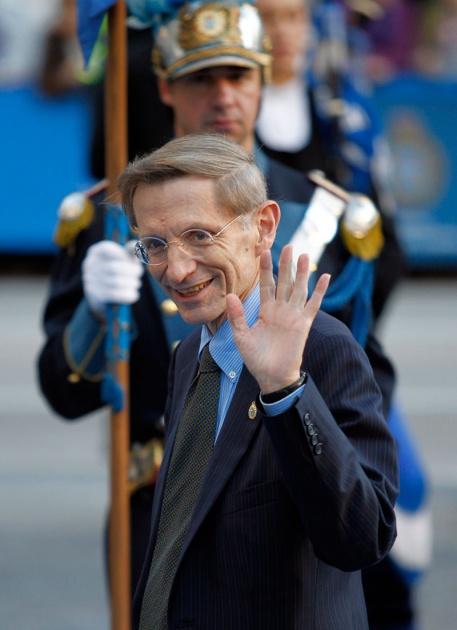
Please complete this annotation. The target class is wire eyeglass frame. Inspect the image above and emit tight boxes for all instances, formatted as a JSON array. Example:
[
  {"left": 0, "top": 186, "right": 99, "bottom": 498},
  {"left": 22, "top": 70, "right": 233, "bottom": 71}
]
[{"left": 134, "top": 213, "right": 243, "bottom": 266}]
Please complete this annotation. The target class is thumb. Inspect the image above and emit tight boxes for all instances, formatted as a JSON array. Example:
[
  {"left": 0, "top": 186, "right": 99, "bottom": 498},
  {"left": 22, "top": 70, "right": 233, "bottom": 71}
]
[{"left": 226, "top": 293, "right": 248, "bottom": 337}]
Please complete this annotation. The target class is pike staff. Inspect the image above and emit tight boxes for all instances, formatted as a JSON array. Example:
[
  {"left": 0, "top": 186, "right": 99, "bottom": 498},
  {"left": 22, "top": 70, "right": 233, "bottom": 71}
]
[
  {"left": 77, "top": 1, "right": 131, "bottom": 628},
  {"left": 105, "top": 4, "right": 131, "bottom": 629}
]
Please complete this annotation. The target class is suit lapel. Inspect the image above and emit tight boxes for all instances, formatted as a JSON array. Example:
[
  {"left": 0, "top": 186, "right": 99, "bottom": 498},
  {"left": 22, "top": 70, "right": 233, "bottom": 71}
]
[{"left": 150, "top": 347, "right": 262, "bottom": 563}]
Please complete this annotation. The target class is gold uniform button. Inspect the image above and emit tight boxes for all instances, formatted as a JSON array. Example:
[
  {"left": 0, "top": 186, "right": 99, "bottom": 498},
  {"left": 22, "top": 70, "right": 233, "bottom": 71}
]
[
  {"left": 67, "top": 373, "right": 81, "bottom": 383},
  {"left": 161, "top": 299, "right": 179, "bottom": 316}
]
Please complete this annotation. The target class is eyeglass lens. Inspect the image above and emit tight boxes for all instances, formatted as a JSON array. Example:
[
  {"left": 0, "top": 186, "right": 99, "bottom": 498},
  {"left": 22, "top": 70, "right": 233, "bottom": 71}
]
[{"left": 137, "top": 229, "right": 214, "bottom": 265}]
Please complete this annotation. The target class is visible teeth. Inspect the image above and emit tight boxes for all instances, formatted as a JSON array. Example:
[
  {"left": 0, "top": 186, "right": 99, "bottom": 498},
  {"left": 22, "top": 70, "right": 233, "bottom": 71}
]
[{"left": 179, "top": 281, "right": 210, "bottom": 296}]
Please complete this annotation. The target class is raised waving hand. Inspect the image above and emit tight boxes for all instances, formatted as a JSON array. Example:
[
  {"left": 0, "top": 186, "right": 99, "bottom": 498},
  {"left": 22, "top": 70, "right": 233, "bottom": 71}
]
[{"left": 226, "top": 245, "right": 330, "bottom": 394}]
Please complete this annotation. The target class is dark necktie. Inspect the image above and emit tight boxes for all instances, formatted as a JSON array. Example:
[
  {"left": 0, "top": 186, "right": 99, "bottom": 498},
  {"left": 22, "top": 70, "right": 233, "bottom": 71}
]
[{"left": 139, "top": 344, "right": 221, "bottom": 630}]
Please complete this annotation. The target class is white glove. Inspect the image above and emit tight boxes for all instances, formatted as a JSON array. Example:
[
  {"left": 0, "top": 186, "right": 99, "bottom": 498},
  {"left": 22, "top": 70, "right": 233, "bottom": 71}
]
[{"left": 82, "top": 240, "right": 144, "bottom": 317}]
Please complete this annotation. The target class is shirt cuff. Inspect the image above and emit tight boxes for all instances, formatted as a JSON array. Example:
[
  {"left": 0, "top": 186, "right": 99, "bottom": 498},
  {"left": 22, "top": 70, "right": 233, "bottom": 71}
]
[
  {"left": 260, "top": 384, "right": 306, "bottom": 416},
  {"left": 63, "top": 299, "right": 106, "bottom": 380}
]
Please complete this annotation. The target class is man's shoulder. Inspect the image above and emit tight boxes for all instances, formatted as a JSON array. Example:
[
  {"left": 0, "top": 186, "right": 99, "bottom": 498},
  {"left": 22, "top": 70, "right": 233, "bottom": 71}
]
[{"left": 310, "top": 309, "right": 355, "bottom": 342}]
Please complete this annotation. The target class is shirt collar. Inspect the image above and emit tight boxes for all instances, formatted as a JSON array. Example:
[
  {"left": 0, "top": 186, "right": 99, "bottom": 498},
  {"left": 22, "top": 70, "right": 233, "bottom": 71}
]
[{"left": 199, "top": 284, "right": 260, "bottom": 379}]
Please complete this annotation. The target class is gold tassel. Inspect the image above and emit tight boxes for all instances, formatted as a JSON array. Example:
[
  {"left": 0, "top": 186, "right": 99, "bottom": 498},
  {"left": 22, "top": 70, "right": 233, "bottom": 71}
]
[{"left": 54, "top": 194, "right": 95, "bottom": 249}]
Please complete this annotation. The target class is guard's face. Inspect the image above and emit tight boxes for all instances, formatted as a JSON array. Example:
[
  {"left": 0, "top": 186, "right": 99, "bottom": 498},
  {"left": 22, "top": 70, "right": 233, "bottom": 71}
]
[
  {"left": 133, "top": 176, "right": 267, "bottom": 334},
  {"left": 158, "top": 66, "right": 262, "bottom": 153}
]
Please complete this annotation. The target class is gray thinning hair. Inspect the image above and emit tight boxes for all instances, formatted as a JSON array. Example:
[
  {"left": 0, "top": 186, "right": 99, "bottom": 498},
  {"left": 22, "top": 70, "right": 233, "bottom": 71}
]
[{"left": 117, "top": 134, "right": 268, "bottom": 228}]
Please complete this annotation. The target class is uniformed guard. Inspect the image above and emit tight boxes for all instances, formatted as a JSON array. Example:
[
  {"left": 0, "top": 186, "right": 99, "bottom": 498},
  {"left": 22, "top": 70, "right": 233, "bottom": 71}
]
[{"left": 37, "top": 0, "right": 395, "bottom": 602}]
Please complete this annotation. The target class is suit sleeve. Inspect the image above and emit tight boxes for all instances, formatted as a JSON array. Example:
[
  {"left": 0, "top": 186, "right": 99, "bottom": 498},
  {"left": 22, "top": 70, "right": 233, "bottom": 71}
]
[
  {"left": 262, "top": 319, "right": 399, "bottom": 572},
  {"left": 37, "top": 210, "right": 107, "bottom": 419}
]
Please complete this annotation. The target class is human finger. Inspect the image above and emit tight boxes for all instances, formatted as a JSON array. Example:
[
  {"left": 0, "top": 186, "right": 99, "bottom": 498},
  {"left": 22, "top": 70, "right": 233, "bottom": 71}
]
[
  {"left": 258, "top": 249, "right": 276, "bottom": 305},
  {"left": 275, "top": 245, "right": 295, "bottom": 303},
  {"left": 226, "top": 293, "right": 248, "bottom": 337},
  {"left": 288, "top": 252, "right": 311, "bottom": 309},
  {"left": 304, "top": 273, "right": 331, "bottom": 319}
]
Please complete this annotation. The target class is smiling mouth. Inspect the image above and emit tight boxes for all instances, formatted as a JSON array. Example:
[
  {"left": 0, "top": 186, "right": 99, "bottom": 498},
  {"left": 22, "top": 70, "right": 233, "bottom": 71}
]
[{"left": 176, "top": 280, "right": 212, "bottom": 297}]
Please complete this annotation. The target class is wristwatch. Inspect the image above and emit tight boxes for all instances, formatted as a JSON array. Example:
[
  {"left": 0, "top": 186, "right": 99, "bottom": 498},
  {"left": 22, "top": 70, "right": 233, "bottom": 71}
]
[{"left": 261, "top": 371, "right": 307, "bottom": 404}]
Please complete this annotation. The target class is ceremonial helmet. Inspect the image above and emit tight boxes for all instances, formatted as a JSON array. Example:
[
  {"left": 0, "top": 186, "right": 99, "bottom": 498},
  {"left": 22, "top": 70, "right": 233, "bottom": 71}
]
[{"left": 127, "top": 0, "right": 272, "bottom": 81}]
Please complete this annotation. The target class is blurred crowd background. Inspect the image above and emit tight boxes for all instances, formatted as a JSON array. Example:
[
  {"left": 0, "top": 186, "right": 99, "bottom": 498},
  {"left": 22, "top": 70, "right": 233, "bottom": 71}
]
[
  {"left": 2, "top": 0, "right": 457, "bottom": 87},
  {"left": 1, "top": 0, "right": 457, "bottom": 272}
]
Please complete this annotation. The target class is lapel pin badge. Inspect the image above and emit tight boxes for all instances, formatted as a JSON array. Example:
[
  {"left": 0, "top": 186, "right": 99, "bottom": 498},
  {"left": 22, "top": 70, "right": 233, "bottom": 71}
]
[{"left": 248, "top": 401, "right": 257, "bottom": 420}]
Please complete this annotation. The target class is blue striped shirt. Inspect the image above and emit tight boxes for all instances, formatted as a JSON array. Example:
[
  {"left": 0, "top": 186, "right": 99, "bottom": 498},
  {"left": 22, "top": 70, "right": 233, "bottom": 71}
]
[{"left": 199, "top": 284, "right": 305, "bottom": 441}]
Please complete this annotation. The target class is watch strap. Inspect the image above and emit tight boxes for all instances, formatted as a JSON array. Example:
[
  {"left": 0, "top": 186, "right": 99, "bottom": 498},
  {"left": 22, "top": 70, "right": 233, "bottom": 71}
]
[{"left": 261, "top": 371, "right": 307, "bottom": 404}]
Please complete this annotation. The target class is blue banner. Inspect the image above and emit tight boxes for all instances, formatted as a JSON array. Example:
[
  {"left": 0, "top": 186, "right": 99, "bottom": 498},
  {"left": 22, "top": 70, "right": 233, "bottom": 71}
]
[
  {"left": 77, "top": 0, "right": 116, "bottom": 64},
  {"left": 374, "top": 75, "right": 457, "bottom": 269},
  {"left": 0, "top": 86, "right": 96, "bottom": 255}
]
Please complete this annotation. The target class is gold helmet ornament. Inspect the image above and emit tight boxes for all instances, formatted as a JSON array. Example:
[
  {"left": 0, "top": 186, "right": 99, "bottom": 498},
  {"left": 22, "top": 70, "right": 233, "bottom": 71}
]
[{"left": 127, "top": 0, "right": 272, "bottom": 81}]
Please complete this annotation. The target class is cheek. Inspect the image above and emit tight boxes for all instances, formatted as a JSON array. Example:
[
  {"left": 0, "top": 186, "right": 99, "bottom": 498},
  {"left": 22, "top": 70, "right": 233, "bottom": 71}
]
[
  {"left": 235, "top": 247, "right": 256, "bottom": 275},
  {"left": 147, "top": 266, "right": 164, "bottom": 284},
  {"left": 242, "top": 95, "right": 260, "bottom": 121},
  {"left": 180, "top": 89, "right": 205, "bottom": 109}
]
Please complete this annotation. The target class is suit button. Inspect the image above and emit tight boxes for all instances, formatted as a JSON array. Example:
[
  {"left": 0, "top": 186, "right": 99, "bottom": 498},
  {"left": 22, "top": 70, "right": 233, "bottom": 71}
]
[
  {"left": 314, "top": 443, "right": 323, "bottom": 455},
  {"left": 307, "top": 424, "right": 315, "bottom": 436},
  {"left": 303, "top": 413, "right": 311, "bottom": 426},
  {"left": 311, "top": 434, "right": 319, "bottom": 446}
]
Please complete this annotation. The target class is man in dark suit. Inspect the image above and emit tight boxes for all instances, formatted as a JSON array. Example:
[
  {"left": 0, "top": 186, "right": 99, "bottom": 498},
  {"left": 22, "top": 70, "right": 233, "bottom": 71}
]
[
  {"left": 37, "top": 0, "right": 396, "bottom": 605},
  {"left": 118, "top": 133, "right": 398, "bottom": 630}
]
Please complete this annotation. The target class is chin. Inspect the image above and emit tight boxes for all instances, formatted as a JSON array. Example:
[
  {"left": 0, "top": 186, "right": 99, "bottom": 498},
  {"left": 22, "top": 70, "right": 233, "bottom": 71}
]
[
  {"left": 179, "top": 306, "right": 216, "bottom": 328},
  {"left": 188, "top": 304, "right": 228, "bottom": 332}
]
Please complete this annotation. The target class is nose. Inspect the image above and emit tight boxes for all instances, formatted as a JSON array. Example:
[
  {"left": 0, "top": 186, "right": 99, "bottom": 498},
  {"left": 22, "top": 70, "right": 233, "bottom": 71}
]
[
  {"left": 165, "top": 244, "right": 198, "bottom": 285},
  {"left": 212, "top": 78, "right": 236, "bottom": 106}
]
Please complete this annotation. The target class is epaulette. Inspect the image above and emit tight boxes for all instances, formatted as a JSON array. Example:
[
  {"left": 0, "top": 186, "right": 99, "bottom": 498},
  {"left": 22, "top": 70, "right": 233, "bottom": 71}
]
[
  {"left": 307, "top": 170, "right": 384, "bottom": 262},
  {"left": 306, "top": 171, "right": 384, "bottom": 348},
  {"left": 341, "top": 194, "right": 384, "bottom": 261},
  {"left": 53, "top": 179, "right": 109, "bottom": 250}
]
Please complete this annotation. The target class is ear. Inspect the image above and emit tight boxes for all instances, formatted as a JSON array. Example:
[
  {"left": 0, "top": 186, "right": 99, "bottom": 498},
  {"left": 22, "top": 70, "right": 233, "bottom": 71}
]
[
  {"left": 254, "top": 200, "right": 280, "bottom": 255},
  {"left": 158, "top": 78, "right": 174, "bottom": 107}
]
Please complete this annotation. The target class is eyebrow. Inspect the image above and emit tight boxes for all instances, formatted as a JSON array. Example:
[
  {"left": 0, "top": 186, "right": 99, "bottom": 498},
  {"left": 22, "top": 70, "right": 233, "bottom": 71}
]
[{"left": 140, "top": 221, "right": 220, "bottom": 239}]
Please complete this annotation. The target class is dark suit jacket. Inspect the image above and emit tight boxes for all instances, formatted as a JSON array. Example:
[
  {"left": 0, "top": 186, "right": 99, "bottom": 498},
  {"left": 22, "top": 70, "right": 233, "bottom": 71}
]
[{"left": 133, "top": 311, "right": 399, "bottom": 629}]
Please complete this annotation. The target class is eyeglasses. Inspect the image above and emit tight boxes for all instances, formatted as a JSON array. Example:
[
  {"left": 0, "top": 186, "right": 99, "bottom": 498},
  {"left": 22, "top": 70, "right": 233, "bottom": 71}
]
[{"left": 134, "top": 214, "right": 243, "bottom": 266}]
